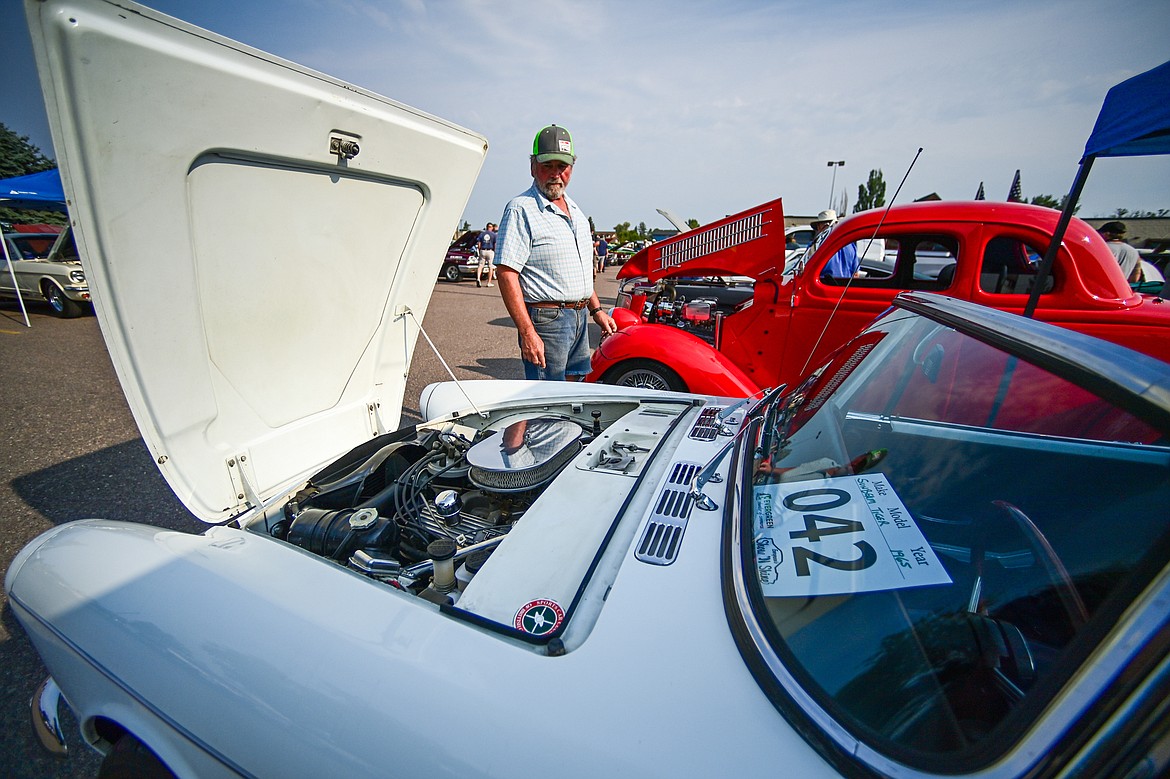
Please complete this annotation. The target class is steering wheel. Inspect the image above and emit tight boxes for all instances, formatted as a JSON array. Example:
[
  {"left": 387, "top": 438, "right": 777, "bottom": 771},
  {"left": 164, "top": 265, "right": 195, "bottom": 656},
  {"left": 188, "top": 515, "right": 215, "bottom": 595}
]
[
  {"left": 956, "top": 500, "right": 1086, "bottom": 708},
  {"left": 968, "top": 500, "right": 1088, "bottom": 631}
]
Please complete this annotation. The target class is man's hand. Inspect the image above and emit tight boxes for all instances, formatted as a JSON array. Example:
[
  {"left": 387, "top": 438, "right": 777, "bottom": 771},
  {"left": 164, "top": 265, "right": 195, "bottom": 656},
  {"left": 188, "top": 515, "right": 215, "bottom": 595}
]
[
  {"left": 497, "top": 267, "right": 546, "bottom": 367},
  {"left": 593, "top": 309, "right": 617, "bottom": 337},
  {"left": 519, "top": 327, "right": 546, "bottom": 368}
]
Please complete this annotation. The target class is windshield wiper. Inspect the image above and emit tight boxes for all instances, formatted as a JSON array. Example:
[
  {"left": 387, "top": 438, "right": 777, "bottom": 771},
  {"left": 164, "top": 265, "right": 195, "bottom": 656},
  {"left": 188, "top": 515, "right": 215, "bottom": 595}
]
[
  {"left": 713, "top": 387, "right": 766, "bottom": 435},
  {"left": 690, "top": 384, "right": 787, "bottom": 511}
]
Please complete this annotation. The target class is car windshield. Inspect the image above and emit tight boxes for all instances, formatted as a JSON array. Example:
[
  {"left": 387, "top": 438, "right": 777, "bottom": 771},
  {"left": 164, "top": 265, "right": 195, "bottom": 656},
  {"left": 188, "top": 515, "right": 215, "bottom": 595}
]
[
  {"left": 449, "top": 230, "right": 480, "bottom": 251},
  {"left": 733, "top": 307, "right": 1170, "bottom": 772},
  {"left": 4, "top": 233, "right": 58, "bottom": 259}
]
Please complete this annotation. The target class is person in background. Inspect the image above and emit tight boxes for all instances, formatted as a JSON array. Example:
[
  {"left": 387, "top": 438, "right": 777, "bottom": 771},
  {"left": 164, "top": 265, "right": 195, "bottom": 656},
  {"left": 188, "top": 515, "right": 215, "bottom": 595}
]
[
  {"left": 805, "top": 209, "right": 838, "bottom": 255},
  {"left": 495, "top": 124, "right": 617, "bottom": 381},
  {"left": 594, "top": 234, "right": 609, "bottom": 273},
  {"left": 476, "top": 222, "right": 496, "bottom": 287},
  {"left": 1098, "top": 221, "right": 1142, "bottom": 283},
  {"left": 807, "top": 209, "right": 861, "bottom": 278}
]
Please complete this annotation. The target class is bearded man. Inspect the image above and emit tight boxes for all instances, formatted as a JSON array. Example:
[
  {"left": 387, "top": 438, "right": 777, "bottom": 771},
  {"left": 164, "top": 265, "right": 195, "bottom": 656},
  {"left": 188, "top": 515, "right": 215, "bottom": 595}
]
[{"left": 494, "top": 125, "right": 616, "bottom": 380}]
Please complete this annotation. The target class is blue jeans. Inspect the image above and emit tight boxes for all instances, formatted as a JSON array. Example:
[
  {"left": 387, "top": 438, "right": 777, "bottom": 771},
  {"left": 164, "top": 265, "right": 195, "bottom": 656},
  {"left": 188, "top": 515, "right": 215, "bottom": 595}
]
[{"left": 522, "top": 305, "right": 591, "bottom": 380}]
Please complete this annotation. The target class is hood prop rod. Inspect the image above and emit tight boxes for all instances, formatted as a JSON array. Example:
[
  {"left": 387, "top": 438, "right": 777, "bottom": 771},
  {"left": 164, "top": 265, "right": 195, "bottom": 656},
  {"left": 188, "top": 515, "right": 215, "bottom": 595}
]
[{"left": 397, "top": 306, "right": 488, "bottom": 418}]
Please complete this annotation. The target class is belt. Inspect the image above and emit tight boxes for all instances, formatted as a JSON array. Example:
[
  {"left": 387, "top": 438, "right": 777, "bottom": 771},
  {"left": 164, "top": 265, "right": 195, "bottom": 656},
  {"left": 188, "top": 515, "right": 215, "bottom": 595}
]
[{"left": 527, "top": 299, "right": 589, "bottom": 310}]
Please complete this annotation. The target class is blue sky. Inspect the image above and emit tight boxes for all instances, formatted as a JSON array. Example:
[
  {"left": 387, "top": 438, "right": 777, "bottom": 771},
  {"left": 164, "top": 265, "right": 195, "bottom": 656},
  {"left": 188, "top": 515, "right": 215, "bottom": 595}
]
[{"left": 2, "top": 0, "right": 1168, "bottom": 231}]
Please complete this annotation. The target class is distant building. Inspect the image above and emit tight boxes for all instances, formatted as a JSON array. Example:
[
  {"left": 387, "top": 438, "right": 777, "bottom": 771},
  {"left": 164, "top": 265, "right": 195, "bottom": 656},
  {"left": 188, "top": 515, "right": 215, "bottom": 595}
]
[{"left": 1082, "top": 217, "right": 1170, "bottom": 250}]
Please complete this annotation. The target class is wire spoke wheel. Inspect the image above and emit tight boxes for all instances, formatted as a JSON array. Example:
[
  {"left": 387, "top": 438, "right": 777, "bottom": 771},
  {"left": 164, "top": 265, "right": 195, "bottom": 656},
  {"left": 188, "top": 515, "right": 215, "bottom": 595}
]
[{"left": 608, "top": 359, "right": 686, "bottom": 392}]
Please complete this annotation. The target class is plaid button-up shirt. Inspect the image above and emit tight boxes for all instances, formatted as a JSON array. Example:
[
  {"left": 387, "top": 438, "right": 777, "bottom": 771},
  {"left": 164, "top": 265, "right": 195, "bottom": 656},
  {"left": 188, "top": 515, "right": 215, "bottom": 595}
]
[{"left": 495, "top": 184, "right": 594, "bottom": 303}]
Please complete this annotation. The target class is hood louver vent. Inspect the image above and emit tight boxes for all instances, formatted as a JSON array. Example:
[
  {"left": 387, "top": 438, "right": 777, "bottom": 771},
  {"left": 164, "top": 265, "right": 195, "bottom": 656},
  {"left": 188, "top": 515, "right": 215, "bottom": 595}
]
[
  {"left": 636, "top": 462, "right": 700, "bottom": 566},
  {"left": 689, "top": 407, "right": 723, "bottom": 440}
]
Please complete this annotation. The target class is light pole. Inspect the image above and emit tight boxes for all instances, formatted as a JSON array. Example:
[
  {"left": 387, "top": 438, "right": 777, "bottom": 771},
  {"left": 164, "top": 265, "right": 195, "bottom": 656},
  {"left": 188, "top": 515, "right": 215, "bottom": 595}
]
[{"left": 827, "top": 160, "right": 845, "bottom": 208}]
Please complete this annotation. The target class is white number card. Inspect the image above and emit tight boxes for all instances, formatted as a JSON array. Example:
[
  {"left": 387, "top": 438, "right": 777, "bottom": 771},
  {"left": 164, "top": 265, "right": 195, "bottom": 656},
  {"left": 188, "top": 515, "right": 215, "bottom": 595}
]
[{"left": 753, "top": 474, "right": 952, "bottom": 597}]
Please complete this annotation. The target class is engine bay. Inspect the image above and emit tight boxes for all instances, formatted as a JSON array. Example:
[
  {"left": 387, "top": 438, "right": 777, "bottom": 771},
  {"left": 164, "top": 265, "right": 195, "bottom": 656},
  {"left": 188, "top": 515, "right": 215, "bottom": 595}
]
[
  {"left": 624, "top": 276, "right": 755, "bottom": 344},
  {"left": 243, "top": 397, "right": 699, "bottom": 632}
]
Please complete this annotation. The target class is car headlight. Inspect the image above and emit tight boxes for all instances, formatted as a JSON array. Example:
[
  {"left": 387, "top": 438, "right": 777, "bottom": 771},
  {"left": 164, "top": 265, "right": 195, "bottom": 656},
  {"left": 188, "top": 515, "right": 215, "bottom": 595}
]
[{"left": 69, "top": 270, "right": 86, "bottom": 283}]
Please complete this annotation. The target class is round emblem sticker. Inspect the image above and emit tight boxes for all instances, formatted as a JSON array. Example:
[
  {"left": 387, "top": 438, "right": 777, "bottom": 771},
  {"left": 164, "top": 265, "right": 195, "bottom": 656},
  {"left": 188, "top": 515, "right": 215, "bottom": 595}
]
[{"left": 514, "top": 599, "right": 564, "bottom": 636}]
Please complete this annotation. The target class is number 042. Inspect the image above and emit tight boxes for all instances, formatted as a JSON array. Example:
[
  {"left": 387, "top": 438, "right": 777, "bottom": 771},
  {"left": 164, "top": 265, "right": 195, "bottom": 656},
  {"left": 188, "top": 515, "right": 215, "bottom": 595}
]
[{"left": 784, "top": 488, "right": 878, "bottom": 576}]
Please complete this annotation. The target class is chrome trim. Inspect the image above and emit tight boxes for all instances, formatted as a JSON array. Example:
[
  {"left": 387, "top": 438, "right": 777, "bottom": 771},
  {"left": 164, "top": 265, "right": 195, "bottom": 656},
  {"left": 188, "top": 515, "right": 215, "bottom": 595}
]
[
  {"left": 31, "top": 676, "right": 67, "bottom": 755},
  {"left": 1061, "top": 650, "right": 1170, "bottom": 773},
  {"left": 690, "top": 385, "right": 786, "bottom": 511},
  {"left": 845, "top": 411, "right": 1170, "bottom": 465}
]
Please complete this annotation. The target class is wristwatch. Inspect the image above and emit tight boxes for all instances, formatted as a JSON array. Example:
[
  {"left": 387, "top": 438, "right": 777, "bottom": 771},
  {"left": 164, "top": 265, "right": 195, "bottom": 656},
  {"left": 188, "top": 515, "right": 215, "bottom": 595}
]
[{"left": 588, "top": 306, "right": 603, "bottom": 316}]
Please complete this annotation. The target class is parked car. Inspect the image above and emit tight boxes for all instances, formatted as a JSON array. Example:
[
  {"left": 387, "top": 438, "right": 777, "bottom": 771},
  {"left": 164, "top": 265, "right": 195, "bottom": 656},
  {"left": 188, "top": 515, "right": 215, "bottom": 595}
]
[
  {"left": 784, "top": 223, "right": 813, "bottom": 258},
  {"left": 10, "top": 4, "right": 1170, "bottom": 778},
  {"left": 3, "top": 230, "right": 58, "bottom": 257},
  {"left": 1135, "top": 258, "right": 1165, "bottom": 295},
  {"left": 1138, "top": 237, "right": 1170, "bottom": 268},
  {"left": 609, "top": 240, "right": 649, "bottom": 265},
  {"left": 1, "top": 226, "right": 90, "bottom": 317},
  {"left": 439, "top": 229, "right": 482, "bottom": 281},
  {"left": 591, "top": 197, "right": 1170, "bottom": 394}
]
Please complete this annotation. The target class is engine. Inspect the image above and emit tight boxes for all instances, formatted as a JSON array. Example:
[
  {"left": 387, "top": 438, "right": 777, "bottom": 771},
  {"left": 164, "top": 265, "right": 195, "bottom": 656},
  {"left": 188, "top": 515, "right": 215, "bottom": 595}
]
[
  {"left": 636, "top": 277, "right": 754, "bottom": 345},
  {"left": 645, "top": 294, "right": 723, "bottom": 343},
  {"left": 264, "top": 415, "right": 593, "bottom": 601}
]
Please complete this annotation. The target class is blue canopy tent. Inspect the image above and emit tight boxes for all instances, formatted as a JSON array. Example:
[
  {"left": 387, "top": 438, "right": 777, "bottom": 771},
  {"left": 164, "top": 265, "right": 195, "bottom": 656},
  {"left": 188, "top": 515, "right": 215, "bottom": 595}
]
[
  {"left": 1025, "top": 60, "right": 1170, "bottom": 316},
  {"left": 0, "top": 168, "right": 66, "bottom": 212},
  {"left": 1, "top": 168, "right": 67, "bottom": 326}
]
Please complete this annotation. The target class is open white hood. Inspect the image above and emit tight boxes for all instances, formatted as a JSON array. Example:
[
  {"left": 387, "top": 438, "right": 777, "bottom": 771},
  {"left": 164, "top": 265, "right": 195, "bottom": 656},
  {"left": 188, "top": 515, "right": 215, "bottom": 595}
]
[{"left": 26, "top": 0, "right": 487, "bottom": 522}]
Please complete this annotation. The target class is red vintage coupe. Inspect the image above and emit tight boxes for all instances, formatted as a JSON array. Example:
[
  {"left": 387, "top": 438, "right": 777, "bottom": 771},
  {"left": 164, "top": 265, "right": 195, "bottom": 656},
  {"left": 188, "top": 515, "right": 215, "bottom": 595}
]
[{"left": 589, "top": 198, "right": 1170, "bottom": 395}]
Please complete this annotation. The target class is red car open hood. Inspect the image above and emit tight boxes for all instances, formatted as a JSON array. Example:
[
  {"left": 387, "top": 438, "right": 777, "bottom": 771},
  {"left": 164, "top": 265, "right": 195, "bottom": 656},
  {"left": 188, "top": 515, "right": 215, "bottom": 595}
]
[{"left": 618, "top": 198, "right": 787, "bottom": 282}]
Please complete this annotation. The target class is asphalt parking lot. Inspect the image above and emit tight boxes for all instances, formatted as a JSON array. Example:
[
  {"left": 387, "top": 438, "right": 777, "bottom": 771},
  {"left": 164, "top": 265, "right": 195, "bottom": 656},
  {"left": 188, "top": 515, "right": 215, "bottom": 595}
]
[{"left": 0, "top": 270, "right": 621, "bottom": 777}]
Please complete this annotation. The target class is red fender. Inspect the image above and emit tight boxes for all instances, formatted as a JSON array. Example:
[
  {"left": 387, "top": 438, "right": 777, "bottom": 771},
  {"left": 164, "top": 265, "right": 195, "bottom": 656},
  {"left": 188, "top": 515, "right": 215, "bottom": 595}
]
[{"left": 587, "top": 323, "right": 760, "bottom": 396}]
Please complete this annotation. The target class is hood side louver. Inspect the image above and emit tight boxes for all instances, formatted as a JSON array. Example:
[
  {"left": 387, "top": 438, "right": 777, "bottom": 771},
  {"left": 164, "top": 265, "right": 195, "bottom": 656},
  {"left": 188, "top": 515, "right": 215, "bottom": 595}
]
[
  {"left": 636, "top": 462, "right": 700, "bottom": 566},
  {"left": 689, "top": 407, "right": 723, "bottom": 440}
]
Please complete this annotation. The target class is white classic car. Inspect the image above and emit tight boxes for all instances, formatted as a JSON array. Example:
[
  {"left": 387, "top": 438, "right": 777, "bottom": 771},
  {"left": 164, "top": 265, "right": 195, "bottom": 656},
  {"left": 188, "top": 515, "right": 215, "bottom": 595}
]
[
  {"left": 7, "top": 2, "right": 1170, "bottom": 778},
  {"left": 1, "top": 227, "right": 90, "bottom": 317}
]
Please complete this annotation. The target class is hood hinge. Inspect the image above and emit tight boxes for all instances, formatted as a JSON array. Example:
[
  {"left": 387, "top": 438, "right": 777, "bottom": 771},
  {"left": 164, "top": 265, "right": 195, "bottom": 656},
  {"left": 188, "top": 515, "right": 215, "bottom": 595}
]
[
  {"left": 226, "top": 453, "right": 261, "bottom": 514},
  {"left": 368, "top": 397, "right": 386, "bottom": 435}
]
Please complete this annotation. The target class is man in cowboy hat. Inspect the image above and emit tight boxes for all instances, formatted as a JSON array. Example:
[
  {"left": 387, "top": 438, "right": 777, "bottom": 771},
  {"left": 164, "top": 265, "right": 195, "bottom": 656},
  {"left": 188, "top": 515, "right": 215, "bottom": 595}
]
[
  {"left": 806, "top": 209, "right": 839, "bottom": 254},
  {"left": 807, "top": 209, "right": 861, "bottom": 278}
]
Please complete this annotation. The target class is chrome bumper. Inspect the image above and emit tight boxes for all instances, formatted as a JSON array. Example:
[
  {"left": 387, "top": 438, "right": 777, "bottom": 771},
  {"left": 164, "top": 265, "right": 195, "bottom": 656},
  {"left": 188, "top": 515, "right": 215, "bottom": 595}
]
[{"left": 31, "top": 676, "right": 68, "bottom": 755}]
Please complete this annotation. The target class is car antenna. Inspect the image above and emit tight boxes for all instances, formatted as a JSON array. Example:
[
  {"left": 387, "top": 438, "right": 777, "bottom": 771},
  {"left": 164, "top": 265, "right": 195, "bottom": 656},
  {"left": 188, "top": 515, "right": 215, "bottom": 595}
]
[{"left": 797, "top": 147, "right": 924, "bottom": 379}]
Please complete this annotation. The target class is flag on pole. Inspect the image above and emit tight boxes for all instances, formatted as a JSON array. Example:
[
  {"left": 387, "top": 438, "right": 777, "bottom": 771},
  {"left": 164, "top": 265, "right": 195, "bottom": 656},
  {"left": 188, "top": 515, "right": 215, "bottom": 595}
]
[
  {"left": 1007, "top": 170, "right": 1023, "bottom": 202},
  {"left": 975, "top": 182, "right": 985, "bottom": 200}
]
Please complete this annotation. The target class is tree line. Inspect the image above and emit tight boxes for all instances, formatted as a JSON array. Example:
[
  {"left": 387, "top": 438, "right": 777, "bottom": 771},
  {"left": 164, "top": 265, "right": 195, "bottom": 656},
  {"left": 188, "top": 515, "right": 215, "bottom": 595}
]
[
  {"left": 852, "top": 168, "right": 1167, "bottom": 218},
  {"left": 0, "top": 122, "right": 67, "bottom": 227},
  {"left": 6, "top": 124, "right": 1165, "bottom": 234}
]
